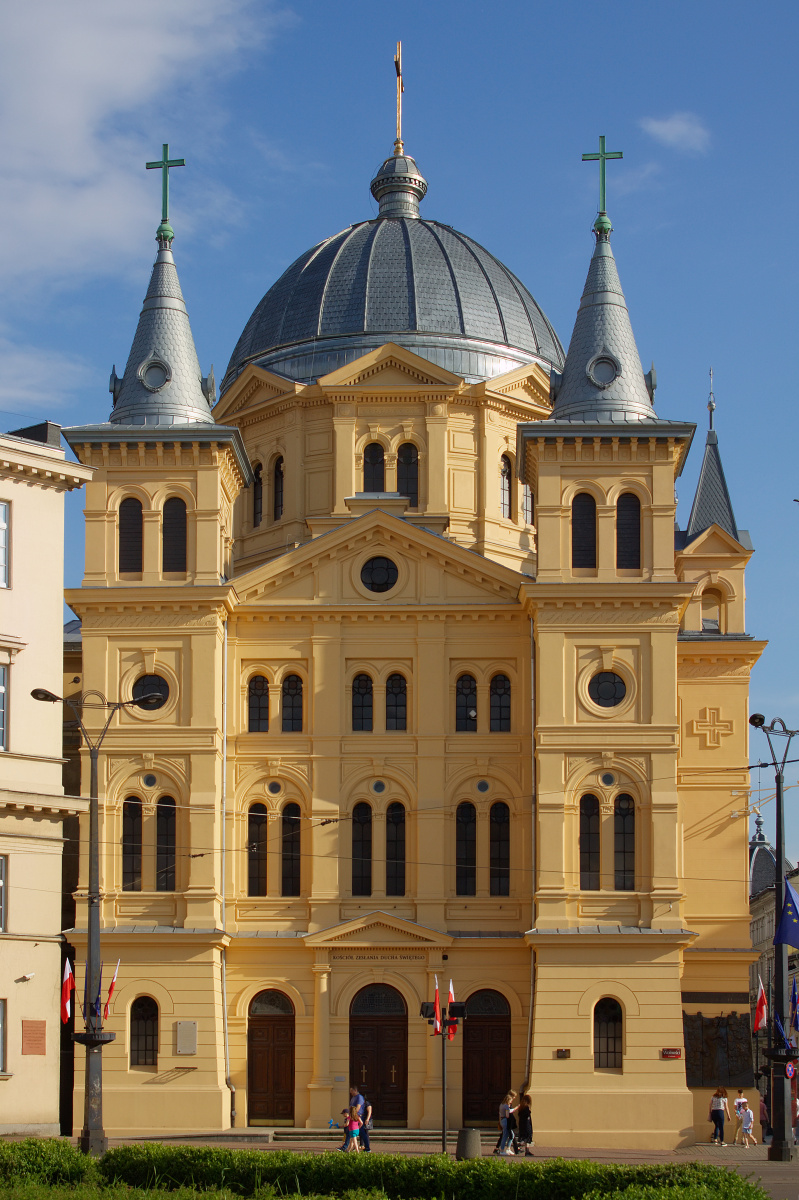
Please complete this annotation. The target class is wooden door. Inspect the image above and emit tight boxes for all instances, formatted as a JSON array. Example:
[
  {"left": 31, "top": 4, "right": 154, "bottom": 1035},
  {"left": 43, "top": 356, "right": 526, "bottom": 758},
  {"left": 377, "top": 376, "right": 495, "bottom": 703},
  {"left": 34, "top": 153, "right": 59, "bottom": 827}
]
[
  {"left": 349, "top": 984, "right": 408, "bottom": 1126},
  {"left": 248, "top": 990, "right": 295, "bottom": 1125},
  {"left": 461, "top": 990, "right": 511, "bottom": 1124}
]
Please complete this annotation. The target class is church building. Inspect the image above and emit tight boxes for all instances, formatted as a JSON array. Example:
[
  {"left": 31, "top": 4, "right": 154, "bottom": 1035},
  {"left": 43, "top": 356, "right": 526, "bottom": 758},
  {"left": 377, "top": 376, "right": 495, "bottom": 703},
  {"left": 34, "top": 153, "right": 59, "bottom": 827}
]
[{"left": 62, "top": 125, "right": 762, "bottom": 1147}]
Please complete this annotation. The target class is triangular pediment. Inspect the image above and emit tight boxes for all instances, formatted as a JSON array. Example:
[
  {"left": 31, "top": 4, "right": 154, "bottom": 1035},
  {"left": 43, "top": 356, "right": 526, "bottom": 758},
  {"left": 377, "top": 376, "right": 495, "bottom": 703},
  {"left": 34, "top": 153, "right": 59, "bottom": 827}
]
[
  {"left": 485, "top": 360, "right": 552, "bottom": 407},
  {"left": 319, "top": 343, "right": 464, "bottom": 390},
  {"left": 231, "top": 509, "right": 522, "bottom": 606},
  {"left": 305, "top": 911, "right": 452, "bottom": 949},
  {"left": 678, "top": 523, "right": 751, "bottom": 557},
  {"left": 213, "top": 364, "right": 300, "bottom": 421}
]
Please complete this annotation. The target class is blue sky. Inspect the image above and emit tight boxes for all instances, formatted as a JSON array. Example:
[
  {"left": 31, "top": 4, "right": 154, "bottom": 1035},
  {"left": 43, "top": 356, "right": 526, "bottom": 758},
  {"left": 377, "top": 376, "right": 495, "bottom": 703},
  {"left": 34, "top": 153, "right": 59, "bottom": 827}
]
[{"left": 4, "top": 0, "right": 797, "bottom": 855}]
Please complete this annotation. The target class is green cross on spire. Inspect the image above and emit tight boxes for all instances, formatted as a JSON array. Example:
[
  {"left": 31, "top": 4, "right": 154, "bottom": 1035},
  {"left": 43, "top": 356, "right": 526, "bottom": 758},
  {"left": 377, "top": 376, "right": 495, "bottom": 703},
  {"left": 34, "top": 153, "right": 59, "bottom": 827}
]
[
  {"left": 146, "top": 143, "right": 185, "bottom": 243},
  {"left": 582, "top": 135, "right": 623, "bottom": 218}
]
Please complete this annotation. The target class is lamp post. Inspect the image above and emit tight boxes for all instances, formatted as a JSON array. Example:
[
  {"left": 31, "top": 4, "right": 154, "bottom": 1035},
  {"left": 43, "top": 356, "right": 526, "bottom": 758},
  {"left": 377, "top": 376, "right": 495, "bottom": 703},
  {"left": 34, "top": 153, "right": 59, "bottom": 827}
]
[
  {"left": 420, "top": 999, "right": 466, "bottom": 1153},
  {"left": 749, "top": 712, "right": 799, "bottom": 1162},
  {"left": 32, "top": 686, "right": 160, "bottom": 1156}
]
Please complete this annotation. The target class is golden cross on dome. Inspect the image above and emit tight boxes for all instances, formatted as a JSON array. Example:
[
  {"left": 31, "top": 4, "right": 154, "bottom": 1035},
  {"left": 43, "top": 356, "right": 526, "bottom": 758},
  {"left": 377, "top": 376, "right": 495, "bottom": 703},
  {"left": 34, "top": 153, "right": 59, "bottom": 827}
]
[{"left": 394, "top": 41, "right": 404, "bottom": 154}]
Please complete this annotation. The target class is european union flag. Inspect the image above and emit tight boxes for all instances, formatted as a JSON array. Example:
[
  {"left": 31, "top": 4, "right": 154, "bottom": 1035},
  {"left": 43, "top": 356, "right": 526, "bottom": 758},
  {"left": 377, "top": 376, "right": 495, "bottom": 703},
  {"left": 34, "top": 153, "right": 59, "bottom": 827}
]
[
  {"left": 791, "top": 977, "right": 799, "bottom": 1034},
  {"left": 773, "top": 877, "right": 799, "bottom": 949},
  {"left": 775, "top": 1010, "right": 793, "bottom": 1051}
]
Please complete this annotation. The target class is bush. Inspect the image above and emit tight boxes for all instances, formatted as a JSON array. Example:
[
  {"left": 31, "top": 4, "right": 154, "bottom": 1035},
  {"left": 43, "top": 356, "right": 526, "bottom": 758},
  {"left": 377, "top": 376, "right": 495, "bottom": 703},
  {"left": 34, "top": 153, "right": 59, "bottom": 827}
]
[
  {"left": 0, "top": 1139, "right": 97, "bottom": 1186},
  {"left": 99, "top": 1144, "right": 769, "bottom": 1200}
]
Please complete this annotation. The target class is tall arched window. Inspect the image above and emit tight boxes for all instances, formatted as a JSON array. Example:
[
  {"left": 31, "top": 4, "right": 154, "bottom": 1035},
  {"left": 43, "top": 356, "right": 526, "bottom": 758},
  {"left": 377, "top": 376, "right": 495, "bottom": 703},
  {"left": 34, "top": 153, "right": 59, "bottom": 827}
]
[
  {"left": 282, "top": 675, "right": 303, "bottom": 732},
  {"left": 500, "top": 455, "right": 512, "bottom": 519},
  {"left": 456, "top": 801, "right": 477, "bottom": 896},
  {"left": 614, "top": 795, "right": 635, "bottom": 891},
  {"left": 579, "top": 795, "right": 600, "bottom": 890},
  {"left": 386, "top": 801, "right": 406, "bottom": 896},
  {"left": 352, "top": 802, "right": 372, "bottom": 896},
  {"left": 248, "top": 803, "right": 268, "bottom": 896},
  {"left": 522, "top": 484, "right": 534, "bottom": 525},
  {"left": 281, "top": 802, "right": 301, "bottom": 896},
  {"left": 702, "top": 589, "right": 723, "bottom": 632},
  {"left": 130, "top": 996, "right": 159, "bottom": 1066},
  {"left": 252, "top": 464, "right": 263, "bottom": 527},
  {"left": 490, "top": 801, "right": 510, "bottom": 896},
  {"left": 364, "top": 443, "right": 385, "bottom": 491},
  {"left": 273, "top": 456, "right": 284, "bottom": 521},
  {"left": 456, "top": 674, "right": 477, "bottom": 732},
  {"left": 594, "top": 997, "right": 623, "bottom": 1069},
  {"left": 156, "top": 796, "right": 176, "bottom": 892},
  {"left": 119, "top": 498, "right": 143, "bottom": 574},
  {"left": 397, "top": 443, "right": 419, "bottom": 507},
  {"left": 386, "top": 673, "right": 407, "bottom": 731},
  {"left": 352, "top": 674, "right": 373, "bottom": 731},
  {"left": 248, "top": 676, "right": 269, "bottom": 732},
  {"left": 162, "top": 497, "right": 187, "bottom": 573},
  {"left": 572, "top": 493, "right": 597, "bottom": 569},
  {"left": 490, "top": 674, "right": 511, "bottom": 732},
  {"left": 122, "top": 797, "right": 142, "bottom": 892},
  {"left": 616, "top": 493, "right": 641, "bottom": 569}
]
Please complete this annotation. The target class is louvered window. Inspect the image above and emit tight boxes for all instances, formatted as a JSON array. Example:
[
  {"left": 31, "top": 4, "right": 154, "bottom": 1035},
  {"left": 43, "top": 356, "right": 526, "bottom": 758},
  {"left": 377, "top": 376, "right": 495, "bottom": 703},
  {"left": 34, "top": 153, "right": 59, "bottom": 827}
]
[
  {"left": 500, "top": 455, "right": 511, "bottom": 519},
  {"left": 572, "top": 493, "right": 597, "bottom": 568},
  {"left": 281, "top": 802, "right": 301, "bottom": 896},
  {"left": 489, "top": 801, "right": 510, "bottom": 895},
  {"left": 386, "top": 802, "right": 406, "bottom": 896},
  {"left": 364, "top": 443, "right": 385, "bottom": 491},
  {"left": 522, "top": 485, "right": 534, "bottom": 524},
  {"left": 119, "top": 498, "right": 143, "bottom": 573},
  {"left": 352, "top": 802, "right": 372, "bottom": 896},
  {"left": 579, "top": 794, "right": 600, "bottom": 889},
  {"left": 162, "top": 498, "right": 187, "bottom": 572},
  {"left": 273, "top": 457, "right": 284, "bottom": 520},
  {"left": 397, "top": 443, "right": 419, "bottom": 507},
  {"left": 616, "top": 493, "right": 641, "bottom": 569},
  {"left": 456, "top": 801, "right": 477, "bottom": 896},
  {"left": 253, "top": 465, "right": 263, "bottom": 527}
]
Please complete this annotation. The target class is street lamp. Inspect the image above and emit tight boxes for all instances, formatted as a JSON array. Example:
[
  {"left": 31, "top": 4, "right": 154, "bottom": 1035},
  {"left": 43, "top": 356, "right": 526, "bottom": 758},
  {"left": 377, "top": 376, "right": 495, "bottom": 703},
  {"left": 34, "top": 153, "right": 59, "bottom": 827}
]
[
  {"left": 32, "top": 686, "right": 160, "bottom": 1155},
  {"left": 420, "top": 998, "right": 467, "bottom": 1153},
  {"left": 749, "top": 712, "right": 799, "bottom": 1162}
]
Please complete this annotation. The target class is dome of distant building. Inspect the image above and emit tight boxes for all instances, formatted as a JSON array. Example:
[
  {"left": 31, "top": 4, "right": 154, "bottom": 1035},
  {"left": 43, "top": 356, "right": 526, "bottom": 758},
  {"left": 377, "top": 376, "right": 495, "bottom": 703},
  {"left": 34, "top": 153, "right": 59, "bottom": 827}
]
[{"left": 221, "top": 151, "right": 564, "bottom": 391}]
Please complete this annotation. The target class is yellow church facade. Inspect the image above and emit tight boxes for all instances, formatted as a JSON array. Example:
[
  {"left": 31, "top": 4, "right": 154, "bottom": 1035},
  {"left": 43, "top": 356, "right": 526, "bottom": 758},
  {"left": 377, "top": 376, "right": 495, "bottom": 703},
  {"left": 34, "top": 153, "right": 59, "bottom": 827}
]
[{"left": 62, "top": 142, "right": 761, "bottom": 1148}]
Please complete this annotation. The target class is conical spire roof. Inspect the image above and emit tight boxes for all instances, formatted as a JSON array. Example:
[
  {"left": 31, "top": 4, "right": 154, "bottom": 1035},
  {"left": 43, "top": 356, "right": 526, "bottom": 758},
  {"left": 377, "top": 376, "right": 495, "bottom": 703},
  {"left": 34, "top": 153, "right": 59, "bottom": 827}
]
[
  {"left": 109, "top": 234, "right": 215, "bottom": 426},
  {"left": 550, "top": 223, "right": 657, "bottom": 423},
  {"left": 686, "top": 404, "right": 739, "bottom": 540}
]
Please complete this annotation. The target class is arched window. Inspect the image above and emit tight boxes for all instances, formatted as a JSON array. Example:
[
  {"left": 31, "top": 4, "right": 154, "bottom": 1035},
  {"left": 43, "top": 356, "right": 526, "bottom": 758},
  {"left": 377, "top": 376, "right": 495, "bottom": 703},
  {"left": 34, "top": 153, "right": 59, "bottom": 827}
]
[
  {"left": 572, "top": 493, "right": 597, "bottom": 569},
  {"left": 386, "top": 673, "right": 407, "bottom": 731},
  {"left": 350, "top": 983, "right": 406, "bottom": 1016},
  {"left": 248, "top": 675, "right": 269, "bottom": 733},
  {"left": 273, "top": 456, "right": 284, "bottom": 521},
  {"left": 281, "top": 802, "right": 301, "bottom": 896},
  {"left": 352, "top": 674, "right": 373, "bottom": 731},
  {"left": 386, "top": 801, "right": 406, "bottom": 896},
  {"left": 579, "top": 795, "right": 600, "bottom": 890},
  {"left": 364, "top": 443, "right": 385, "bottom": 492},
  {"left": 490, "top": 674, "right": 511, "bottom": 732},
  {"left": 252, "top": 464, "right": 263, "bottom": 527},
  {"left": 456, "top": 674, "right": 477, "bottom": 732},
  {"left": 130, "top": 996, "right": 158, "bottom": 1066},
  {"left": 490, "top": 801, "right": 510, "bottom": 896},
  {"left": 616, "top": 493, "right": 641, "bottom": 569},
  {"left": 702, "top": 589, "right": 723, "bottom": 632},
  {"left": 248, "top": 803, "right": 268, "bottom": 897},
  {"left": 397, "top": 443, "right": 419, "bottom": 507},
  {"left": 594, "top": 997, "right": 623, "bottom": 1069},
  {"left": 282, "top": 675, "right": 303, "bottom": 732},
  {"left": 522, "top": 484, "right": 534, "bottom": 525},
  {"left": 352, "top": 801, "right": 372, "bottom": 896},
  {"left": 500, "top": 455, "right": 512, "bottom": 519},
  {"left": 122, "top": 797, "right": 142, "bottom": 892},
  {"left": 162, "top": 497, "right": 187, "bottom": 573},
  {"left": 119, "top": 498, "right": 143, "bottom": 574},
  {"left": 155, "top": 796, "right": 176, "bottom": 892},
  {"left": 614, "top": 795, "right": 635, "bottom": 891},
  {"left": 456, "top": 801, "right": 477, "bottom": 896}
]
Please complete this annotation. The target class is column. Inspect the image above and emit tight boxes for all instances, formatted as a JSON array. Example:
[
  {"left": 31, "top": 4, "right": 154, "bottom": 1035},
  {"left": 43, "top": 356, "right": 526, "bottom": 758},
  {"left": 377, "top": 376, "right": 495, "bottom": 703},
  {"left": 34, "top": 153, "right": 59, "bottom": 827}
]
[{"left": 307, "top": 958, "right": 333, "bottom": 1126}]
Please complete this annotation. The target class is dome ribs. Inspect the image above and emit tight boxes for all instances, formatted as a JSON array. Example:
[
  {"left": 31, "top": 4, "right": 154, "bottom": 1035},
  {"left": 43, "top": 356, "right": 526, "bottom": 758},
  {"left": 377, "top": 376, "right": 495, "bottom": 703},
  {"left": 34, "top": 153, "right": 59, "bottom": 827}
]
[
  {"left": 438, "top": 225, "right": 508, "bottom": 346},
  {"left": 278, "top": 232, "right": 350, "bottom": 348},
  {"left": 411, "top": 221, "right": 463, "bottom": 335},
  {"left": 318, "top": 223, "right": 377, "bottom": 338},
  {"left": 365, "top": 219, "right": 414, "bottom": 332}
]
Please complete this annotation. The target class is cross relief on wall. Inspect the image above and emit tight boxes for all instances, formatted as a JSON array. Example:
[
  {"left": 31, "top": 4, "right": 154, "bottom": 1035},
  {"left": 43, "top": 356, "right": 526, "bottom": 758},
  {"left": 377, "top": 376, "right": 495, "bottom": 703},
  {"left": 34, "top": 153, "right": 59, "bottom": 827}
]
[{"left": 691, "top": 706, "right": 734, "bottom": 749}]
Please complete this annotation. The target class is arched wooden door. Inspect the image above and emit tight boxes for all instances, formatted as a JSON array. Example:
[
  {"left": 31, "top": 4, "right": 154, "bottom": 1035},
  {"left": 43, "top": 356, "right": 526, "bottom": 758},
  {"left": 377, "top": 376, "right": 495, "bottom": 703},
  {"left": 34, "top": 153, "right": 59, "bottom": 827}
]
[
  {"left": 349, "top": 983, "right": 408, "bottom": 1126},
  {"left": 462, "top": 989, "right": 511, "bottom": 1124},
  {"left": 248, "top": 989, "right": 295, "bottom": 1125}
]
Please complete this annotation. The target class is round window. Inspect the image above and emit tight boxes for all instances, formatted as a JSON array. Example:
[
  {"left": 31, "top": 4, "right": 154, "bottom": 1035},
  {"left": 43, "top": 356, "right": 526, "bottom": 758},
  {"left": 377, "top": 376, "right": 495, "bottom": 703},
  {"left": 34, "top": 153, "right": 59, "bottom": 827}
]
[
  {"left": 132, "top": 674, "right": 169, "bottom": 710},
  {"left": 601, "top": 772, "right": 616, "bottom": 787},
  {"left": 477, "top": 780, "right": 490, "bottom": 793},
  {"left": 587, "top": 353, "right": 621, "bottom": 389},
  {"left": 588, "top": 672, "right": 627, "bottom": 708},
  {"left": 143, "top": 363, "right": 168, "bottom": 390},
  {"left": 267, "top": 781, "right": 282, "bottom": 795},
  {"left": 143, "top": 773, "right": 157, "bottom": 788},
  {"left": 372, "top": 780, "right": 386, "bottom": 794},
  {"left": 360, "top": 556, "right": 398, "bottom": 593}
]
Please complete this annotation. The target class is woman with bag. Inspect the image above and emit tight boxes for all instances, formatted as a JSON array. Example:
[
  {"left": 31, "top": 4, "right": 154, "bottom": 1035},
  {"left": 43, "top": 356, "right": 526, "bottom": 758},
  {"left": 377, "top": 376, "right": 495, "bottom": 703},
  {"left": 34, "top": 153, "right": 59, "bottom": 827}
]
[{"left": 708, "top": 1086, "right": 730, "bottom": 1145}]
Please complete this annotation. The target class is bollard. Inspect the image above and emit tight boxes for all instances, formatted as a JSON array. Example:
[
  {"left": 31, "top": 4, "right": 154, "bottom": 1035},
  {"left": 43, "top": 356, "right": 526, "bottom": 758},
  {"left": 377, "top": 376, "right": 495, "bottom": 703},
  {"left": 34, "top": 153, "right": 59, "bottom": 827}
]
[{"left": 455, "top": 1127, "right": 482, "bottom": 1160}]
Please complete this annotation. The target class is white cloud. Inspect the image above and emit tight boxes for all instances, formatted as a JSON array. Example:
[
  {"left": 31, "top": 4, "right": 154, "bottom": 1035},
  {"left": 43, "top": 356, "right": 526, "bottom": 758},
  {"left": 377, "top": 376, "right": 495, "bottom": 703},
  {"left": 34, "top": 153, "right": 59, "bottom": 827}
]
[
  {"left": 0, "top": 1, "right": 291, "bottom": 292},
  {"left": 639, "top": 112, "right": 710, "bottom": 155},
  {"left": 0, "top": 338, "right": 94, "bottom": 414},
  {"left": 614, "top": 162, "right": 662, "bottom": 196}
]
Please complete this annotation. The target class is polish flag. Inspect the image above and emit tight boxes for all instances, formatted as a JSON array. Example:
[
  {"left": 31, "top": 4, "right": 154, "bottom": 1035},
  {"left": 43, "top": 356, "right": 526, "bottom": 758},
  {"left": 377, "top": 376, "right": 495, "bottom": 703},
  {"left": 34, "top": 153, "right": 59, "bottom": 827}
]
[
  {"left": 447, "top": 980, "right": 456, "bottom": 1040},
  {"left": 754, "top": 976, "right": 768, "bottom": 1032},
  {"left": 103, "top": 960, "right": 120, "bottom": 1022},
  {"left": 433, "top": 974, "right": 441, "bottom": 1035},
  {"left": 61, "top": 960, "right": 75, "bottom": 1024}
]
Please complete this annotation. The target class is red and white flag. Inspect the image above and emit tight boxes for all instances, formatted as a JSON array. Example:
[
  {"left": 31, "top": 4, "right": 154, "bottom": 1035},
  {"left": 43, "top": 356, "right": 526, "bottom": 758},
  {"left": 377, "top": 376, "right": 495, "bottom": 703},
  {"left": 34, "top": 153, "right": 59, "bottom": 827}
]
[
  {"left": 103, "top": 960, "right": 120, "bottom": 1022},
  {"left": 754, "top": 975, "right": 768, "bottom": 1031},
  {"left": 61, "top": 960, "right": 75, "bottom": 1024},
  {"left": 433, "top": 974, "right": 441, "bottom": 1035},
  {"left": 447, "top": 979, "right": 456, "bottom": 1040}
]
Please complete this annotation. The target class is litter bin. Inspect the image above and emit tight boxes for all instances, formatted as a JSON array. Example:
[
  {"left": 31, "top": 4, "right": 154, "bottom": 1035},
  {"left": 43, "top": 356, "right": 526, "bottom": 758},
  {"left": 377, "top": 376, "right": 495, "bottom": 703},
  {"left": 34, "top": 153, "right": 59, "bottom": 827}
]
[{"left": 455, "top": 1127, "right": 482, "bottom": 1160}]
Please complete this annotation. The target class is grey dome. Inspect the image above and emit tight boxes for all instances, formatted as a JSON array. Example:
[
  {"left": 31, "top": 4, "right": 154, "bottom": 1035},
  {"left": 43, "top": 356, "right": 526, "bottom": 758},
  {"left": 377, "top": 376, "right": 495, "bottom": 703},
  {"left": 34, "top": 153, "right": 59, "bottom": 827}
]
[{"left": 222, "top": 156, "right": 564, "bottom": 391}]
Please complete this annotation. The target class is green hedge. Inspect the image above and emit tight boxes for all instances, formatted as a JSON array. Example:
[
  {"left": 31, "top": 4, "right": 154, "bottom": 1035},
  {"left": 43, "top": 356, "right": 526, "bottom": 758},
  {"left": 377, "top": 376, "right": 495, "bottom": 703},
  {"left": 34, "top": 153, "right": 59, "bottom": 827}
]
[
  {"left": 99, "top": 1144, "right": 769, "bottom": 1200},
  {"left": 0, "top": 1140, "right": 97, "bottom": 1186}
]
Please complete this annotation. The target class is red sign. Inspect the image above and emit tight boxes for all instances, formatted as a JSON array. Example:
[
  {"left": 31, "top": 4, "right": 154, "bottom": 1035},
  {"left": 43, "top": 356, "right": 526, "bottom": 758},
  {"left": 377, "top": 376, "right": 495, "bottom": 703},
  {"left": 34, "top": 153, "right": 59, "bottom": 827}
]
[{"left": 661, "top": 1048, "right": 682, "bottom": 1059}]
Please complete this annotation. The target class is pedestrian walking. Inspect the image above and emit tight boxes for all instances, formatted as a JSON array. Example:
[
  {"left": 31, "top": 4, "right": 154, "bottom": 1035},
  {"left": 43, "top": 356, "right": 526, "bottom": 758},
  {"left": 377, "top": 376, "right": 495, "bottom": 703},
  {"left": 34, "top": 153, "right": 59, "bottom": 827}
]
[
  {"left": 336, "top": 1085, "right": 365, "bottom": 1151},
  {"left": 517, "top": 1093, "right": 534, "bottom": 1156},
  {"left": 740, "top": 1101, "right": 757, "bottom": 1148},
  {"left": 342, "top": 1105, "right": 362, "bottom": 1152},
  {"left": 708, "top": 1086, "right": 730, "bottom": 1145},
  {"left": 497, "top": 1090, "right": 519, "bottom": 1156},
  {"left": 759, "top": 1094, "right": 770, "bottom": 1143},
  {"left": 360, "top": 1095, "right": 373, "bottom": 1152},
  {"left": 732, "top": 1088, "right": 747, "bottom": 1144}
]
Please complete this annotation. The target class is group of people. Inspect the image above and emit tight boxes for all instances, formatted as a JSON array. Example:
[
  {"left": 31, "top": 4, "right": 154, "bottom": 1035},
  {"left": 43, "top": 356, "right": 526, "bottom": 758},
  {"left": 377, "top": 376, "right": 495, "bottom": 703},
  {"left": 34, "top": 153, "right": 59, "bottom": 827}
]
[
  {"left": 336, "top": 1086, "right": 373, "bottom": 1152},
  {"left": 495, "top": 1090, "right": 534, "bottom": 1157},
  {"left": 709, "top": 1087, "right": 770, "bottom": 1147}
]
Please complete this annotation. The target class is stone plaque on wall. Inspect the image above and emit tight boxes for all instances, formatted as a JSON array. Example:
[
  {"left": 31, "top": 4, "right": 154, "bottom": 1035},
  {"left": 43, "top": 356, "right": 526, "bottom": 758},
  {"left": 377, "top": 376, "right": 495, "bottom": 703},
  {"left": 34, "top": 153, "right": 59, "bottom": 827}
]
[
  {"left": 683, "top": 1012, "right": 754, "bottom": 1088},
  {"left": 21, "top": 1020, "right": 46, "bottom": 1055}
]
